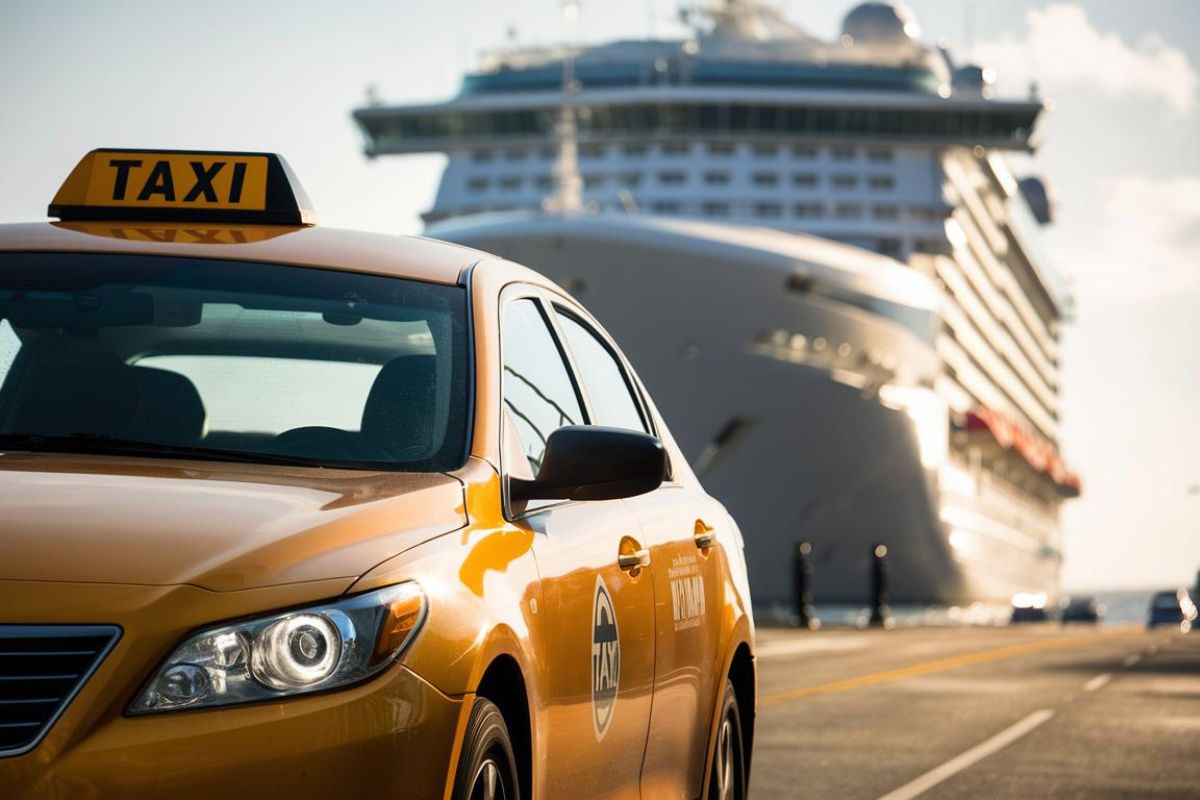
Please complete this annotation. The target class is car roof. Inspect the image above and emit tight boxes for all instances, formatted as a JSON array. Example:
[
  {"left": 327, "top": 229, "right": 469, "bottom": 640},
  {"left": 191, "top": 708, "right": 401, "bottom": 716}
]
[{"left": 0, "top": 221, "right": 494, "bottom": 286}]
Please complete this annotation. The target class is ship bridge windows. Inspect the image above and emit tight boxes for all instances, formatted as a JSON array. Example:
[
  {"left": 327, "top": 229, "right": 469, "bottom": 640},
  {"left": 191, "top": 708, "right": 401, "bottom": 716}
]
[
  {"left": 868, "top": 174, "right": 896, "bottom": 191},
  {"left": 657, "top": 171, "right": 687, "bottom": 186},
  {"left": 791, "top": 144, "right": 818, "bottom": 159},
  {"left": 498, "top": 175, "right": 523, "bottom": 191},
  {"left": 622, "top": 143, "right": 649, "bottom": 157},
  {"left": 361, "top": 101, "right": 1041, "bottom": 154},
  {"left": 702, "top": 201, "right": 730, "bottom": 216},
  {"left": 832, "top": 174, "right": 859, "bottom": 190},
  {"left": 792, "top": 173, "right": 819, "bottom": 188},
  {"left": 752, "top": 143, "right": 780, "bottom": 157},
  {"left": 873, "top": 205, "right": 900, "bottom": 221},
  {"left": 754, "top": 202, "right": 783, "bottom": 218},
  {"left": 793, "top": 202, "right": 824, "bottom": 218},
  {"left": 867, "top": 147, "right": 895, "bottom": 163},
  {"left": 651, "top": 200, "right": 682, "bottom": 214},
  {"left": 660, "top": 141, "right": 691, "bottom": 156},
  {"left": 835, "top": 203, "right": 863, "bottom": 219},
  {"left": 467, "top": 177, "right": 491, "bottom": 192},
  {"left": 752, "top": 172, "right": 779, "bottom": 187},
  {"left": 707, "top": 142, "right": 736, "bottom": 156},
  {"left": 704, "top": 171, "right": 730, "bottom": 186}
]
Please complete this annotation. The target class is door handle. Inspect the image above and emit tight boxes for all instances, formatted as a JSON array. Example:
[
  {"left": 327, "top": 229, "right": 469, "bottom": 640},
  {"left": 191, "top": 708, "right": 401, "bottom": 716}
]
[
  {"left": 695, "top": 519, "right": 716, "bottom": 549},
  {"left": 618, "top": 549, "right": 651, "bottom": 571}
]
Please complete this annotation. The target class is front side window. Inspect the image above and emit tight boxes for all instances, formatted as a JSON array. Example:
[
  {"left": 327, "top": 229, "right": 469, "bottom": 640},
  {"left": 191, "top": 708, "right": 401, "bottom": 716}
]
[
  {"left": 501, "top": 298, "right": 583, "bottom": 477},
  {"left": 556, "top": 311, "right": 648, "bottom": 435},
  {"left": 0, "top": 253, "right": 469, "bottom": 471}
]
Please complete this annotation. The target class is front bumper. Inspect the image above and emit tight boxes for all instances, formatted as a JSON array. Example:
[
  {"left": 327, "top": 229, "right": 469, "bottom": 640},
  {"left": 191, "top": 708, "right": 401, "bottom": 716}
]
[
  {"left": 0, "top": 580, "right": 467, "bottom": 799},
  {"left": 3, "top": 665, "right": 465, "bottom": 799}
]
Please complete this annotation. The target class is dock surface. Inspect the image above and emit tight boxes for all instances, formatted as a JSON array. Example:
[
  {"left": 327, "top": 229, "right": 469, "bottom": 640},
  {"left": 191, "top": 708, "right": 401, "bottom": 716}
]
[{"left": 752, "top": 625, "right": 1200, "bottom": 798}]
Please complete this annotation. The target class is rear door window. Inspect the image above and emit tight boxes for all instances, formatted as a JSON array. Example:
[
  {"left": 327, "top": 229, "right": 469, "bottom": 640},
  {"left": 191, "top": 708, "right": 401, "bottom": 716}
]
[{"left": 555, "top": 310, "right": 649, "bottom": 434}]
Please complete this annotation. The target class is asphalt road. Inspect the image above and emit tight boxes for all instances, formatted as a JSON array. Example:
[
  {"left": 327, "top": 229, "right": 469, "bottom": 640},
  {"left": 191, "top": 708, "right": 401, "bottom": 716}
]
[{"left": 751, "top": 624, "right": 1200, "bottom": 799}]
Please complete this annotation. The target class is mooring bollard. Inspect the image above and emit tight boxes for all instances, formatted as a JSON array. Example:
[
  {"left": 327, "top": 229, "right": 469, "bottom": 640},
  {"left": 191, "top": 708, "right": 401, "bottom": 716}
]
[
  {"left": 793, "top": 541, "right": 818, "bottom": 630},
  {"left": 869, "top": 543, "right": 893, "bottom": 628}
]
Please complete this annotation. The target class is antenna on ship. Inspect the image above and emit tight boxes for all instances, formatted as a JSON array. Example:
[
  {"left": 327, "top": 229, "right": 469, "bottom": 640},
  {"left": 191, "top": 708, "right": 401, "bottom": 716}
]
[{"left": 544, "top": 0, "right": 584, "bottom": 215}]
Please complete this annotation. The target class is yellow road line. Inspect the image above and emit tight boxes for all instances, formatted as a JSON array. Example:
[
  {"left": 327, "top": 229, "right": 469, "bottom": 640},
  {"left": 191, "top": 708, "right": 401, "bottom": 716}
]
[{"left": 761, "top": 629, "right": 1140, "bottom": 708}]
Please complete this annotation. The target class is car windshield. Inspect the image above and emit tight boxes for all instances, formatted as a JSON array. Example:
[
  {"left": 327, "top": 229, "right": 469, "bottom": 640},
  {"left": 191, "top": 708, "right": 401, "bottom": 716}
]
[{"left": 0, "top": 252, "right": 469, "bottom": 470}]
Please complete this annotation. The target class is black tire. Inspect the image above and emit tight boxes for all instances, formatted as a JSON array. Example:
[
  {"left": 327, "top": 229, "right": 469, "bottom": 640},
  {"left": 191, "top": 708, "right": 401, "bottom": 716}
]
[
  {"left": 451, "top": 697, "right": 520, "bottom": 800},
  {"left": 708, "top": 679, "right": 747, "bottom": 800}
]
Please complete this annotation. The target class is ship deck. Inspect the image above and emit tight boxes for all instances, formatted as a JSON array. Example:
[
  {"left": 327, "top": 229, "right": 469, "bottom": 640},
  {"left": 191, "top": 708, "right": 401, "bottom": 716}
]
[{"left": 752, "top": 624, "right": 1199, "bottom": 798}]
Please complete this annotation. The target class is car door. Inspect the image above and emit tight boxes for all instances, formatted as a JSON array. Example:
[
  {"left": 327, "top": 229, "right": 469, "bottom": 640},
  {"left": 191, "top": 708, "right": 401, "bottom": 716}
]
[
  {"left": 551, "top": 302, "right": 726, "bottom": 799},
  {"left": 499, "top": 290, "right": 655, "bottom": 799}
]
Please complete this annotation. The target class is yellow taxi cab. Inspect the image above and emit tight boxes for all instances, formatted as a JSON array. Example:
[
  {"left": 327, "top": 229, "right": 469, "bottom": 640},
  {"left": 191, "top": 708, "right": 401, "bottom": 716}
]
[{"left": 0, "top": 149, "right": 756, "bottom": 799}]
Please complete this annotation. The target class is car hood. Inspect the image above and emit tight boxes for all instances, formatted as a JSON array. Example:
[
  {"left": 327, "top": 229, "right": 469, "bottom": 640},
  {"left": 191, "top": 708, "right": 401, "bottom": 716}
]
[{"left": 0, "top": 453, "right": 466, "bottom": 591}]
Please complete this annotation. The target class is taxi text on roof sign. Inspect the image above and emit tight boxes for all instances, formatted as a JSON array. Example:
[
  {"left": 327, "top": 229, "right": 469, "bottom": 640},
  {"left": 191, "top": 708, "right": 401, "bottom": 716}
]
[{"left": 49, "top": 149, "right": 316, "bottom": 226}]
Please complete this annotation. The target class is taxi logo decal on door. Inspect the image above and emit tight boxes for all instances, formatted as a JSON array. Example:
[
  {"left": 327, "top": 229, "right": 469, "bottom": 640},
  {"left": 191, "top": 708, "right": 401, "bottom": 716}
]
[
  {"left": 591, "top": 575, "right": 620, "bottom": 741},
  {"left": 669, "top": 553, "right": 706, "bottom": 632}
]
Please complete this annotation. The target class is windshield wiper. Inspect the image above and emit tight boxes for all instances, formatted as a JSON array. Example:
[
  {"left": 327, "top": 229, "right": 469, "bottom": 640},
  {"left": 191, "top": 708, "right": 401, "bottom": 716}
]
[{"left": 0, "top": 433, "right": 331, "bottom": 468}]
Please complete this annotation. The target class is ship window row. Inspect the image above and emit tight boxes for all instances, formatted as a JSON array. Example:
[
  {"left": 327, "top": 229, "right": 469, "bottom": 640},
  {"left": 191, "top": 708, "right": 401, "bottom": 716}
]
[
  {"left": 448, "top": 197, "right": 907, "bottom": 225},
  {"left": 636, "top": 199, "right": 907, "bottom": 222},
  {"left": 463, "top": 170, "right": 898, "bottom": 192},
  {"left": 467, "top": 142, "right": 898, "bottom": 162}
]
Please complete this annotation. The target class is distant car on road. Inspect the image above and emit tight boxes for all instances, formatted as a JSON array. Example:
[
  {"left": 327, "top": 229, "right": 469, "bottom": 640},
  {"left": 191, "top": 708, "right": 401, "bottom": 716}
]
[
  {"left": 1147, "top": 589, "right": 1198, "bottom": 631},
  {"left": 1010, "top": 592, "right": 1050, "bottom": 624},
  {"left": 1061, "top": 596, "right": 1105, "bottom": 624}
]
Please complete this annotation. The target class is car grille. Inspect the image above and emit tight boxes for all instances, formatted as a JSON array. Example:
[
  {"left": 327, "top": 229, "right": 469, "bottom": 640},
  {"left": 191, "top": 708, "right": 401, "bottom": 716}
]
[{"left": 0, "top": 625, "right": 120, "bottom": 757}]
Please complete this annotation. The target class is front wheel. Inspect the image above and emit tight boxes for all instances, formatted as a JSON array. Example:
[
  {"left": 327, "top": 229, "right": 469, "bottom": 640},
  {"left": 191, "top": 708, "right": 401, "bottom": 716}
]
[
  {"left": 451, "top": 697, "right": 520, "bottom": 800},
  {"left": 708, "top": 679, "right": 747, "bottom": 800}
]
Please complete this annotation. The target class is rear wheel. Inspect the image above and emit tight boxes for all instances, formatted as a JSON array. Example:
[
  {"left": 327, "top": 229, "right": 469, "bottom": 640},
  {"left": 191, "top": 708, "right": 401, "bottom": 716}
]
[
  {"left": 708, "top": 679, "right": 747, "bottom": 800},
  {"left": 452, "top": 697, "right": 520, "bottom": 800}
]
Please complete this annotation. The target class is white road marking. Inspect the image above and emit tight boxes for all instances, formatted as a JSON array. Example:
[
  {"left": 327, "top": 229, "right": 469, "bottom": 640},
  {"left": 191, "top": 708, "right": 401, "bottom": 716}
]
[
  {"left": 1123, "top": 654, "right": 1142, "bottom": 668},
  {"left": 756, "top": 636, "right": 870, "bottom": 659},
  {"left": 875, "top": 709, "right": 1055, "bottom": 800},
  {"left": 1083, "top": 673, "right": 1112, "bottom": 693}
]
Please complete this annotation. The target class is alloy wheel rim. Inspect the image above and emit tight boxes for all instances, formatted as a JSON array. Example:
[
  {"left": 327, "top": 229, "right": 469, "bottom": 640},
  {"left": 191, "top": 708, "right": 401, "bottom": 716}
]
[
  {"left": 716, "top": 714, "right": 736, "bottom": 800},
  {"left": 470, "top": 757, "right": 506, "bottom": 800}
]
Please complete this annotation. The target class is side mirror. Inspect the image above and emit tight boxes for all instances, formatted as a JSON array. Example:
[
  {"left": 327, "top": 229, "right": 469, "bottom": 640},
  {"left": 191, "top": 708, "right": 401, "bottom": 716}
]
[{"left": 510, "top": 425, "right": 666, "bottom": 503}]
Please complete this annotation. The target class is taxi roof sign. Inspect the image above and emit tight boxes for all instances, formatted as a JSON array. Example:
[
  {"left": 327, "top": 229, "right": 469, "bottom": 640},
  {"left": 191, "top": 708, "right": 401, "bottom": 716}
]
[{"left": 49, "top": 149, "right": 316, "bottom": 226}]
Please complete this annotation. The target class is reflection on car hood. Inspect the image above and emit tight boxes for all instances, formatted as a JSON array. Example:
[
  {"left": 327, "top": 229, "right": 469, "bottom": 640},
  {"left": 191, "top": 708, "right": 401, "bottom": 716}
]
[{"left": 0, "top": 452, "right": 466, "bottom": 591}]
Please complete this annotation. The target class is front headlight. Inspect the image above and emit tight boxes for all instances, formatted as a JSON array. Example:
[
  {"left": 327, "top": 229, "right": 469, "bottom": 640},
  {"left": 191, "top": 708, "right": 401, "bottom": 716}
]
[{"left": 129, "top": 582, "right": 425, "bottom": 714}]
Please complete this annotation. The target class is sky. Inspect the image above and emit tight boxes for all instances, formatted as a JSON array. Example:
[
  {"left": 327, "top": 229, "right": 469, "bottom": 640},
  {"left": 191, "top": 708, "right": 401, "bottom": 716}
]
[{"left": 1, "top": 1, "right": 1198, "bottom": 591}]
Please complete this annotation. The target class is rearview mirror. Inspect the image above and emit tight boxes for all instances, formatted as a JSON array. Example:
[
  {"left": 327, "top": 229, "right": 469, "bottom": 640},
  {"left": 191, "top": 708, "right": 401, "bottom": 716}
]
[{"left": 510, "top": 426, "right": 666, "bottom": 503}]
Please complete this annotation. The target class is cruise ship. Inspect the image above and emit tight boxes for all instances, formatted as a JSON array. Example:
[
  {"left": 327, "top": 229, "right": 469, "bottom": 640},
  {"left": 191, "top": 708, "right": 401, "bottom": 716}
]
[{"left": 352, "top": 0, "right": 1080, "bottom": 614}]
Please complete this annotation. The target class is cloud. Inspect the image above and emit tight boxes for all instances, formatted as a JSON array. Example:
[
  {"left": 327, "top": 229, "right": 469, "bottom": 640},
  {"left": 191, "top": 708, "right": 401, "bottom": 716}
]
[
  {"left": 1058, "top": 174, "right": 1200, "bottom": 299},
  {"left": 973, "top": 3, "right": 1198, "bottom": 114}
]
